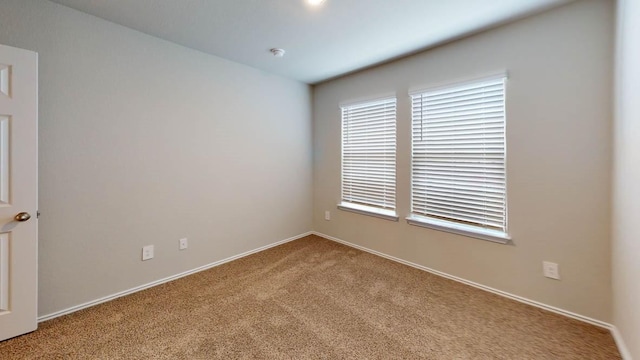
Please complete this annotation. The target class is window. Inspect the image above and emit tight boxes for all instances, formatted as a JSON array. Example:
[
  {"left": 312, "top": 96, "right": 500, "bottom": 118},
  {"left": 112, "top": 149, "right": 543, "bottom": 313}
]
[
  {"left": 407, "top": 75, "right": 509, "bottom": 243},
  {"left": 339, "top": 97, "right": 398, "bottom": 221}
]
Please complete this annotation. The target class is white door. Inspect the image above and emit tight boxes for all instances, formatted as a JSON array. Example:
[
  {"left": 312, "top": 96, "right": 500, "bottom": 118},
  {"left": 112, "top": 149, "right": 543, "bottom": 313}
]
[{"left": 0, "top": 44, "right": 38, "bottom": 341}]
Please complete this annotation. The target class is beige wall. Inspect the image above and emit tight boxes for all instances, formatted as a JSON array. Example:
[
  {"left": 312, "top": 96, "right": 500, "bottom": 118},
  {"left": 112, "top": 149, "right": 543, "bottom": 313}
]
[
  {"left": 613, "top": 0, "right": 640, "bottom": 357},
  {"left": 0, "top": 0, "right": 312, "bottom": 316},
  {"left": 0, "top": 0, "right": 620, "bottom": 328},
  {"left": 313, "top": 0, "right": 614, "bottom": 321}
]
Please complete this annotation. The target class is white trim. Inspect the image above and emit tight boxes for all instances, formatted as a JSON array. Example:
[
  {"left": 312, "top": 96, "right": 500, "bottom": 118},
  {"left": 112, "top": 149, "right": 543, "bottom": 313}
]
[
  {"left": 312, "top": 231, "right": 612, "bottom": 329},
  {"left": 338, "top": 93, "right": 397, "bottom": 109},
  {"left": 38, "top": 231, "right": 313, "bottom": 323},
  {"left": 36, "top": 229, "right": 629, "bottom": 358},
  {"left": 611, "top": 325, "right": 634, "bottom": 360},
  {"left": 612, "top": 1, "right": 635, "bottom": 358},
  {"left": 406, "top": 215, "right": 511, "bottom": 244},
  {"left": 338, "top": 202, "right": 399, "bottom": 222},
  {"left": 408, "top": 71, "right": 508, "bottom": 96}
]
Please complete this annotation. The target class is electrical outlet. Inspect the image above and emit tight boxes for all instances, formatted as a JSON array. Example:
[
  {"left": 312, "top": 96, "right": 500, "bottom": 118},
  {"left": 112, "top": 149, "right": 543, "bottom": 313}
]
[
  {"left": 179, "top": 238, "right": 188, "bottom": 250},
  {"left": 543, "top": 261, "right": 560, "bottom": 280},
  {"left": 142, "top": 245, "right": 154, "bottom": 261},
  {"left": 325, "top": 211, "right": 331, "bottom": 221}
]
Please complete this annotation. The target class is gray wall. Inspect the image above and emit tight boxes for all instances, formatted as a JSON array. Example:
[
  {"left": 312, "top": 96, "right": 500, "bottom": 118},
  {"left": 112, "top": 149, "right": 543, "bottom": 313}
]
[
  {"left": 0, "top": 0, "right": 313, "bottom": 316},
  {"left": 313, "top": 0, "right": 614, "bottom": 322},
  {"left": 613, "top": 0, "right": 640, "bottom": 357}
]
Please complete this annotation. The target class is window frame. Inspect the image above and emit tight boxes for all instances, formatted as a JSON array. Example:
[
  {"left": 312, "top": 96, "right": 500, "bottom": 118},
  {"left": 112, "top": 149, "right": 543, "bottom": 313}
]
[
  {"left": 338, "top": 96, "right": 399, "bottom": 222},
  {"left": 406, "top": 74, "right": 510, "bottom": 243}
]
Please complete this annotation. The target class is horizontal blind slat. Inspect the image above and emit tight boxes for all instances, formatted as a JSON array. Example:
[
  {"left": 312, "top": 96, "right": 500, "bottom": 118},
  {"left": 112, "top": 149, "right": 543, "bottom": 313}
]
[
  {"left": 342, "top": 97, "right": 397, "bottom": 211},
  {"left": 411, "top": 78, "right": 506, "bottom": 232}
]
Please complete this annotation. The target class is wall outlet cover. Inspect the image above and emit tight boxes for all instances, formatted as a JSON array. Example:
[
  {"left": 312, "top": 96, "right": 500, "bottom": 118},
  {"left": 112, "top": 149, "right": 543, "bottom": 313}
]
[
  {"left": 542, "top": 261, "right": 560, "bottom": 280},
  {"left": 179, "top": 238, "right": 188, "bottom": 250},
  {"left": 142, "top": 245, "right": 154, "bottom": 261}
]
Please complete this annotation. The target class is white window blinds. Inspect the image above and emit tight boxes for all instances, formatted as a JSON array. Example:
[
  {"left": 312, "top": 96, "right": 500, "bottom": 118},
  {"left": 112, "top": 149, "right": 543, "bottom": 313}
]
[
  {"left": 410, "top": 76, "right": 507, "bottom": 232},
  {"left": 341, "top": 98, "right": 397, "bottom": 211}
]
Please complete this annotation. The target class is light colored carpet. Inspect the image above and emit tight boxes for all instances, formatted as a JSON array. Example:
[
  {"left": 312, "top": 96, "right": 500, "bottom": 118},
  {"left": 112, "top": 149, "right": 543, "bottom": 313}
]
[{"left": 0, "top": 235, "right": 620, "bottom": 359}]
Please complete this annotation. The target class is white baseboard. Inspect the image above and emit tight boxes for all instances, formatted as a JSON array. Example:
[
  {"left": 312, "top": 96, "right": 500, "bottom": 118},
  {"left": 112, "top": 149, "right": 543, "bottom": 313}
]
[
  {"left": 38, "top": 231, "right": 313, "bottom": 323},
  {"left": 611, "top": 325, "right": 634, "bottom": 360},
  {"left": 312, "top": 232, "right": 620, "bottom": 331},
  {"left": 37, "top": 230, "right": 631, "bottom": 359}
]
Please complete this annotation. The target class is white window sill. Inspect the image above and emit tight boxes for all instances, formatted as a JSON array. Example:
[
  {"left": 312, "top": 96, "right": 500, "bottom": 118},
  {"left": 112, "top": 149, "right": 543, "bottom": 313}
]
[
  {"left": 338, "top": 202, "right": 399, "bottom": 222},
  {"left": 406, "top": 214, "right": 511, "bottom": 244}
]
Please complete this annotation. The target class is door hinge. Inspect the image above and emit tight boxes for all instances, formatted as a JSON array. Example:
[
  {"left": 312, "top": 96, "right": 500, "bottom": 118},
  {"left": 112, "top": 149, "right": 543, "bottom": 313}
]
[{"left": 37, "top": 210, "right": 40, "bottom": 219}]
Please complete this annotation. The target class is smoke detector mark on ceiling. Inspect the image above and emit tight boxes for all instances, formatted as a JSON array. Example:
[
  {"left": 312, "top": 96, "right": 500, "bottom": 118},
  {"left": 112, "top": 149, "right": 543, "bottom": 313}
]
[{"left": 270, "top": 48, "right": 286, "bottom": 58}]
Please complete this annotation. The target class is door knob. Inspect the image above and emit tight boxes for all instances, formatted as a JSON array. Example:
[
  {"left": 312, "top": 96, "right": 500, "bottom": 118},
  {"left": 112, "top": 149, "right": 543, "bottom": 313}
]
[{"left": 14, "top": 212, "right": 31, "bottom": 222}]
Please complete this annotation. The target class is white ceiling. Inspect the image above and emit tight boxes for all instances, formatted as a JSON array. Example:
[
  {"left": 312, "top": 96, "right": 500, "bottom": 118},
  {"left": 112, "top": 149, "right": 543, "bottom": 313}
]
[{"left": 49, "top": 0, "right": 572, "bottom": 84}]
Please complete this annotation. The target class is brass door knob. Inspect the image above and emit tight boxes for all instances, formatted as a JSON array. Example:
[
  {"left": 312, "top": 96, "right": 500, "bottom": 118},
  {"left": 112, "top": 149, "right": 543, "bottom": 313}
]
[{"left": 14, "top": 212, "right": 31, "bottom": 222}]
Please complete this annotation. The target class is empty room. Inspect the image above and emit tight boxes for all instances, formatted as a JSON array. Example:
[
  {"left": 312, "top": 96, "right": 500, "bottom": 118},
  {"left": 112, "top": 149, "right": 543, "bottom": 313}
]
[{"left": 0, "top": 0, "right": 638, "bottom": 358}]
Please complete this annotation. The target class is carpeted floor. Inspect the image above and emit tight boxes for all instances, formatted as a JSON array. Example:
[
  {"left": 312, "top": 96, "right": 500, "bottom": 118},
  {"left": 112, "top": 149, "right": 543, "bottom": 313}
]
[{"left": 0, "top": 235, "right": 621, "bottom": 359}]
